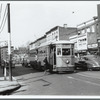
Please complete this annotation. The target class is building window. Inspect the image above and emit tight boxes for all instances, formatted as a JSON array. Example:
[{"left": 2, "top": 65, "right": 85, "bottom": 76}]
[
  {"left": 81, "top": 30, "right": 85, "bottom": 34},
  {"left": 87, "top": 28, "right": 90, "bottom": 32},
  {"left": 92, "top": 25, "right": 95, "bottom": 32},
  {"left": 90, "top": 26, "right": 92, "bottom": 32},
  {"left": 52, "top": 32, "right": 54, "bottom": 39},
  {"left": 96, "top": 24, "right": 99, "bottom": 34},
  {"left": 78, "top": 31, "right": 81, "bottom": 35}
]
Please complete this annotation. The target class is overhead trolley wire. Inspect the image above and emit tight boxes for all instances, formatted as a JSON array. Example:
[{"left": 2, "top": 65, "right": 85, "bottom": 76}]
[
  {"left": 0, "top": 4, "right": 2, "bottom": 22},
  {"left": 0, "top": 4, "right": 7, "bottom": 33},
  {"left": 0, "top": 11, "right": 7, "bottom": 33}
]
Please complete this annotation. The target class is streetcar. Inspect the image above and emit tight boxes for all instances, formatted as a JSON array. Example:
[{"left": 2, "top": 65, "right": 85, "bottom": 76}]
[{"left": 29, "top": 40, "right": 75, "bottom": 73}]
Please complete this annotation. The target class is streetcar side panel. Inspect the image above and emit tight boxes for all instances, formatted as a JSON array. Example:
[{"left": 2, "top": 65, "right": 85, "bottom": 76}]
[
  {"left": 37, "top": 46, "right": 47, "bottom": 66},
  {"left": 28, "top": 49, "right": 37, "bottom": 68}
]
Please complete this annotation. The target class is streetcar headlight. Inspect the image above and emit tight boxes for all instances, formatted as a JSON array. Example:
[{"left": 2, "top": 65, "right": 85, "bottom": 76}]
[{"left": 66, "top": 60, "right": 70, "bottom": 64}]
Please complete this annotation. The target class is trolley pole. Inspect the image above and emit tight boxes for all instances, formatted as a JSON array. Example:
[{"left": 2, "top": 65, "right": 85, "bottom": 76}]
[{"left": 7, "top": 3, "right": 12, "bottom": 81}]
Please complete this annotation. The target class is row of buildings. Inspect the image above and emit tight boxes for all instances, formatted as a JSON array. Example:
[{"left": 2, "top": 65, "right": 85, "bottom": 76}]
[
  {"left": 29, "top": 4, "right": 100, "bottom": 56},
  {"left": 0, "top": 4, "right": 100, "bottom": 65},
  {"left": 0, "top": 43, "right": 29, "bottom": 65}
]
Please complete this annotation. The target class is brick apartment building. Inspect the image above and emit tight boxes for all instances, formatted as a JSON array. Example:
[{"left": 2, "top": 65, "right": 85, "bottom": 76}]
[
  {"left": 46, "top": 25, "right": 77, "bottom": 43},
  {"left": 29, "top": 25, "right": 77, "bottom": 51}
]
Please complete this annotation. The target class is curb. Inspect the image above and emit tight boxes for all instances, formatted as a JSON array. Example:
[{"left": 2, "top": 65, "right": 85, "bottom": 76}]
[{"left": 0, "top": 84, "right": 21, "bottom": 95}]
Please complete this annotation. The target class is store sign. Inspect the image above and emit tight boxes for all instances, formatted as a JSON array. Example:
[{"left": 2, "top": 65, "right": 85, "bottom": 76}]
[
  {"left": 77, "top": 35, "right": 87, "bottom": 51},
  {"left": 88, "top": 43, "right": 98, "bottom": 48}
]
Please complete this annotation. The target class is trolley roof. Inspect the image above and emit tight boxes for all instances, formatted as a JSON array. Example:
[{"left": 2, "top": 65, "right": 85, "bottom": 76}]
[
  {"left": 35, "top": 40, "right": 74, "bottom": 49},
  {"left": 52, "top": 40, "right": 74, "bottom": 45}
]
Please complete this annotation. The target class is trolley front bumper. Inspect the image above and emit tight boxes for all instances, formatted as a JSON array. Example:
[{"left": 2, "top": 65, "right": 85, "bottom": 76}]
[{"left": 56, "top": 65, "right": 75, "bottom": 72}]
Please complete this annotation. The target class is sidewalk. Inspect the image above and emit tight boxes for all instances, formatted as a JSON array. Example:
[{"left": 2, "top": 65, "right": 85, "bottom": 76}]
[{"left": 0, "top": 77, "right": 21, "bottom": 95}]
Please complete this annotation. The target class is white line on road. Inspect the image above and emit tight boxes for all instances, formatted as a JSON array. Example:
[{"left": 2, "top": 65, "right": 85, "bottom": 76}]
[
  {"left": 67, "top": 75, "right": 100, "bottom": 87},
  {"left": 67, "top": 76, "right": 74, "bottom": 79},
  {"left": 76, "top": 73, "right": 100, "bottom": 80}
]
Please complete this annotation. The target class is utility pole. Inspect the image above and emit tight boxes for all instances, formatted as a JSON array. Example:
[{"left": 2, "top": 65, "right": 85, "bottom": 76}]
[{"left": 7, "top": 3, "right": 12, "bottom": 81}]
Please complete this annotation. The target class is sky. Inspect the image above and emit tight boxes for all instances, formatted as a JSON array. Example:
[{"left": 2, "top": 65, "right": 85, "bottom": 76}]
[{"left": 0, "top": 1, "right": 100, "bottom": 48}]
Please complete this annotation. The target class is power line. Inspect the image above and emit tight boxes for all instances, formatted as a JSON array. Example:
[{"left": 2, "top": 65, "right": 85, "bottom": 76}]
[
  {"left": 0, "top": 12, "right": 7, "bottom": 33},
  {"left": 0, "top": 4, "right": 7, "bottom": 33},
  {"left": 0, "top": 4, "right": 2, "bottom": 22}
]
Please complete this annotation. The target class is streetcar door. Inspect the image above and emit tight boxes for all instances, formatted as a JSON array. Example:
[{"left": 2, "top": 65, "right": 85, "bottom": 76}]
[
  {"left": 54, "top": 47, "right": 56, "bottom": 65},
  {"left": 49, "top": 47, "right": 53, "bottom": 66},
  {"left": 49, "top": 45, "right": 56, "bottom": 68}
]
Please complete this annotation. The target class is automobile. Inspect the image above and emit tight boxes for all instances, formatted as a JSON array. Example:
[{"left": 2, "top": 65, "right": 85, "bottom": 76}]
[
  {"left": 74, "top": 56, "right": 87, "bottom": 70},
  {"left": 82, "top": 55, "right": 100, "bottom": 71},
  {"left": 22, "top": 59, "right": 31, "bottom": 67}
]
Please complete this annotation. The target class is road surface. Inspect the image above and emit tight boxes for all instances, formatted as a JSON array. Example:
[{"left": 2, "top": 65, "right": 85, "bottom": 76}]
[{"left": 6, "top": 65, "right": 100, "bottom": 96}]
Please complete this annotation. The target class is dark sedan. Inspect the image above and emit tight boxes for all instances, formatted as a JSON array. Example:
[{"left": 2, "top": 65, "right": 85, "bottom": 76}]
[
  {"left": 82, "top": 55, "right": 100, "bottom": 71},
  {"left": 75, "top": 54, "right": 100, "bottom": 71},
  {"left": 75, "top": 56, "right": 87, "bottom": 70}
]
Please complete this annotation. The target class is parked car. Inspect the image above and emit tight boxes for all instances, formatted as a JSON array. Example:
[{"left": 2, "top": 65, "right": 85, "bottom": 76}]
[
  {"left": 22, "top": 59, "right": 31, "bottom": 67},
  {"left": 82, "top": 55, "right": 100, "bottom": 71}
]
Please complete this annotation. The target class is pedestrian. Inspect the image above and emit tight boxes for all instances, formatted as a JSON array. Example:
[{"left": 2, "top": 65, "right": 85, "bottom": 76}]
[
  {"left": 49, "top": 51, "right": 53, "bottom": 73},
  {"left": 2, "top": 60, "right": 5, "bottom": 74},
  {"left": 43, "top": 56, "right": 49, "bottom": 75},
  {"left": 34, "top": 54, "right": 38, "bottom": 69}
]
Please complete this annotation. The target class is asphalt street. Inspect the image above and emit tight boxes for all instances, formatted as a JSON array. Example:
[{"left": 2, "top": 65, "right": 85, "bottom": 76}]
[{"left": 4, "top": 65, "right": 100, "bottom": 96}]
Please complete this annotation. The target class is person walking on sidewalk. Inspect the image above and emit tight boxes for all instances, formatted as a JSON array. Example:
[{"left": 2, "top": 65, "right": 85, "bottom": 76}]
[
  {"left": 43, "top": 56, "right": 49, "bottom": 75},
  {"left": 2, "top": 60, "right": 5, "bottom": 74}
]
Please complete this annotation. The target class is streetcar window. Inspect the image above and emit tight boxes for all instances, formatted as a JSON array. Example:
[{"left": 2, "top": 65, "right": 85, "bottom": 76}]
[
  {"left": 57, "top": 48, "right": 61, "bottom": 55},
  {"left": 62, "top": 48, "right": 70, "bottom": 55}
]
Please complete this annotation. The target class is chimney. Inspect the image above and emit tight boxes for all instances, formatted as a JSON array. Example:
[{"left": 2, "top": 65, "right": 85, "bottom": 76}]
[{"left": 63, "top": 24, "right": 67, "bottom": 28}]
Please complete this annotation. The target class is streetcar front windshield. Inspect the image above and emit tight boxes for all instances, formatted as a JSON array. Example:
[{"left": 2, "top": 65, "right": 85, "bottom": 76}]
[
  {"left": 57, "top": 48, "right": 61, "bottom": 55},
  {"left": 62, "top": 48, "right": 70, "bottom": 55}
]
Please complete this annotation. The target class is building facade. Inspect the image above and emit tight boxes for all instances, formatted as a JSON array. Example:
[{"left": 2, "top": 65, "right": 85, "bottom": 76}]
[
  {"left": 0, "top": 46, "right": 14, "bottom": 62},
  {"left": 29, "top": 25, "right": 77, "bottom": 51},
  {"left": 46, "top": 25, "right": 77, "bottom": 43},
  {"left": 69, "top": 16, "right": 99, "bottom": 54},
  {"left": 29, "top": 35, "right": 46, "bottom": 50},
  {"left": 29, "top": 4, "right": 100, "bottom": 55}
]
